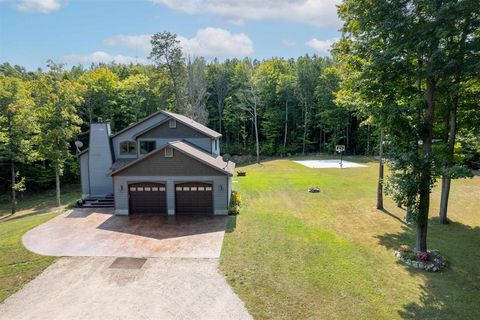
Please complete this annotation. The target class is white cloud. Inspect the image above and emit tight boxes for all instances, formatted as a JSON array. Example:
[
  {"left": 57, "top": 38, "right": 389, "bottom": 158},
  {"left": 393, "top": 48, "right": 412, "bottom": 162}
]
[
  {"left": 61, "top": 51, "right": 149, "bottom": 65},
  {"left": 15, "top": 0, "right": 64, "bottom": 14},
  {"left": 103, "top": 35, "right": 152, "bottom": 53},
  {"left": 150, "top": 0, "right": 341, "bottom": 28},
  {"left": 281, "top": 39, "right": 296, "bottom": 48},
  {"left": 305, "top": 37, "right": 338, "bottom": 56},
  {"left": 178, "top": 28, "right": 253, "bottom": 58},
  {"left": 104, "top": 27, "right": 253, "bottom": 59}
]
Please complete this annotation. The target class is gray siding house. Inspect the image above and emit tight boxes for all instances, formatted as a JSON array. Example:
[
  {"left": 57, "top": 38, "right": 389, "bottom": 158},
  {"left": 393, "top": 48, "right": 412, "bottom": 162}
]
[{"left": 78, "top": 110, "right": 235, "bottom": 216}]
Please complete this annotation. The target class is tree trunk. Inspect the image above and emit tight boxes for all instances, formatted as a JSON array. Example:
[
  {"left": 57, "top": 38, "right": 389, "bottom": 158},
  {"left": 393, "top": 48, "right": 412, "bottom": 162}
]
[
  {"left": 55, "top": 169, "right": 61, "bottom": 207},
  {"left": 416, "top": 76, "right": 436, "bottom": 253},
  {"left": 376, "top": 129, "right": 384, "bottom": 210},
  {"left": 439, "top": 95, "right": 458, "bottom": 224},
  {"left": 218, "top": 106, "right": 223, "bottom": 138},
  {"left": 302, "top": 101, "right": 308, "bottom": 155},
  {"left": 346, "top": 117, "right": 350, "bottom": 149},
  {"left": 416, "top": 222, "right": 428, "bottom": 253},
  {"left": 366, "top": 125, "right": 370, "bottom": 156},
  {"left": 254, "top": 105, "right": 260, "bottom": 163},
  {"left": 11, "top": 161, "right": 16, "bottom": 214},
  {"left": 283, "top": 100, "right": 288, "bottom": 152}
]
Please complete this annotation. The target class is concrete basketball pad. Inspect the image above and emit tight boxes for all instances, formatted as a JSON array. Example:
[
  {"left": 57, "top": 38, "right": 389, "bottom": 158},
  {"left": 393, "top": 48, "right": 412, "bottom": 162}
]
[
  {"left": 22, "top": 208, "right": 228, "bottom": 258},
  {"left": 294, "top": 159, "right": 367, "bottom": 169}
]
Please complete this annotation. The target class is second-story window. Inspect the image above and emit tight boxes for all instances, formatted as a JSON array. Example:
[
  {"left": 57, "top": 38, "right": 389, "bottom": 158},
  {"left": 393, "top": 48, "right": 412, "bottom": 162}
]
[
  {"left": 140, "top": 140, "right": 156, "bottom": 154},
  {"left": 120, "top": 141, "right": 136, "bottom": 155},
  {"left": 169, "top": 118, "right": 177, "bottom": 128}
]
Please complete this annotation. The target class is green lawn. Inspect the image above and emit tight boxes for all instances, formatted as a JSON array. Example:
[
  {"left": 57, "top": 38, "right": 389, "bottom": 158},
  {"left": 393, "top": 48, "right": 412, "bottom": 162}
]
[
  {"left": 220, "top": 157, "right": 480, "bottom": 319},
  {"left": 0, "top": 186, "right": 80, "bottom": 302}
]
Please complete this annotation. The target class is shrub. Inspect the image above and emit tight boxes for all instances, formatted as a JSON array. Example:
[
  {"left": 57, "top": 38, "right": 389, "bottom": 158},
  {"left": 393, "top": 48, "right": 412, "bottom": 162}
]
[
  {"left": 229, "top": 190, "right": 241, "bottom": 215},
  {"left": 416, "top": 251, "right": 429, "bottom": 262},
  {"left": 400, "top": 251, "right": 416, "bottom": 260}
]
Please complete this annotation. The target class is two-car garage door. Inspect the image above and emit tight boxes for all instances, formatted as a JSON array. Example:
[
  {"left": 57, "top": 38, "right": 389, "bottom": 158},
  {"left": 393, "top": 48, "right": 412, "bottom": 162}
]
[{"left": 128, "top": 182, "right": 213, "bottom": 215}]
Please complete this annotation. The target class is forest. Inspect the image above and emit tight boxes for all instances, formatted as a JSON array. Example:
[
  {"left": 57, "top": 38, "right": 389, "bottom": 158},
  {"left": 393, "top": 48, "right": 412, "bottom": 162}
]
[{"left": 0, "top": 48, "right": 373, "bottom": 192}]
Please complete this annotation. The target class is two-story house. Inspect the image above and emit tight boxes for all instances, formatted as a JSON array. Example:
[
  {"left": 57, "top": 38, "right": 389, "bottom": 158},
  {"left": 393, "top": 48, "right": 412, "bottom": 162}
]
[{"left": 78, "top": 110, "right": 235, "bottom": 216}]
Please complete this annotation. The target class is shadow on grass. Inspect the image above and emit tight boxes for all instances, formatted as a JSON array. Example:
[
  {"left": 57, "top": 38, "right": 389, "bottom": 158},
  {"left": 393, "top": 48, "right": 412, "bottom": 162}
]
[
  {"left": 0, "top": 186, "right": 80, "bottom": 223},
  {"left": 380, "top": 208, "right": 408, "bottom": 225},
  {"left": 225, "top": 215, "right": 237, "bottom": 233},
  {"left": 376, "top": 218, "right": 480, "bottom": 319}
]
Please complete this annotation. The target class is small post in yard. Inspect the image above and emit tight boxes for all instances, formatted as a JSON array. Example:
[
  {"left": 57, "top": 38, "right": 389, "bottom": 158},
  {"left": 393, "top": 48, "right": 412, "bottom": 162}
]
[{"left": 336, "top": 145, "right": 345, "bottom": 168}]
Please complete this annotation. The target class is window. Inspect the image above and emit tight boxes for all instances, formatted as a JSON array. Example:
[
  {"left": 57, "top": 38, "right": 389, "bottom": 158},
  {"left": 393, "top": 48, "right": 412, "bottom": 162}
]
[
  {"left": 144, "top": 187, "right": 151, "bottom": 191},
  {"left": 176, "top": 186, "right": 182, "bottom": 191},
  {"left": 120, "top": 141, "right": 136, "bottom": 155},
  {"left": 214, "top": 139, "right": 218, "bottom": 150},
  {"left": 165, "top": 146, "right": 173, "bottom": 157},
  {"left": 130, "top": 187, "right": 136, "bottom": 191},
  {"left": 152, "top": 187, "right": 158, "bottom": 191},
  {"left": 140, "top": 140, "right": 156, "bottom": 154},
  {"left": 169, "top": 118, "right": 177, "bottom": 128}
]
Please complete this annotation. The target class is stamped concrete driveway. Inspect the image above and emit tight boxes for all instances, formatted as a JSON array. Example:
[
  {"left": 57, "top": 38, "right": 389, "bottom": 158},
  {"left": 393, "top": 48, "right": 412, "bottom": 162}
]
[
  {"left": 0, "top": 209, "right": 252, "bottom": 320},
  {"left": 22, "top": 208, "right": 228, "bottom": 258}
]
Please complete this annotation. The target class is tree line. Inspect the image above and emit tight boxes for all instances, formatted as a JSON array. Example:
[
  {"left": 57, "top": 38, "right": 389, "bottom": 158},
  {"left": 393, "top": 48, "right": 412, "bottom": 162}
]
[{"left": 0, "top": 36, "right": 377, "bottom": 208}]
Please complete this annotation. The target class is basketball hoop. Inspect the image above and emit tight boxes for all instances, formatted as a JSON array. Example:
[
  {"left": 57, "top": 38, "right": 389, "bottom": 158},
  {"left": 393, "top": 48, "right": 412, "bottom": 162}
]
[{"left": 335, "top": 145, "right": 345, "bottom": 168}]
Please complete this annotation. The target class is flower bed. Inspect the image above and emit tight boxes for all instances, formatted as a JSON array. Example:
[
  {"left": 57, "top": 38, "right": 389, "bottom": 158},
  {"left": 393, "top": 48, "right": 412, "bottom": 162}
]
[{"left": 395, "top": 245, "right": 447, "bottom": 272}]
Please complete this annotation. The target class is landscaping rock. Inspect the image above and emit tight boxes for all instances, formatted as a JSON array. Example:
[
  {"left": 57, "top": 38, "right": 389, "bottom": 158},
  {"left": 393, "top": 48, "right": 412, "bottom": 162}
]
[{"left": 395, "top": 249, "right": 447, "bottom": 272}]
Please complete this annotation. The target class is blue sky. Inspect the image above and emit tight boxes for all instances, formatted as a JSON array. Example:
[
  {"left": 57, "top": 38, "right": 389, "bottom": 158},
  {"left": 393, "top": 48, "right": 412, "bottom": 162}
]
[{"left": 0, "top": 0, "right": 342, "bottom": 70}]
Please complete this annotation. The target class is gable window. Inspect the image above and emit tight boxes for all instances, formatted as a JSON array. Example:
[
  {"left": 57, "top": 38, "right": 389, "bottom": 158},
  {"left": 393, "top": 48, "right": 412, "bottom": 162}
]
[
  {"left": 169, "top": 118, "right": 177, "bottom": 128},
  {"left": 140, "top": 140, "right": 156, "bottom": 154},
  {"left": 165, "top": 146, "right": 173, "bottom": 157},
  {"left": 120, "top": 141, "right": 136, "bottom": 155}
]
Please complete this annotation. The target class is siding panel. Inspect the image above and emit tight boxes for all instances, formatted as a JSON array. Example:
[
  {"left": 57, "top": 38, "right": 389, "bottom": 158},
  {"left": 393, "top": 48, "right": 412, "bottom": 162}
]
[
  {"left": 112, "top": 113, "right": 168, "bottom": 159},
  {"left": 139, "top": 121, "right": 209, "bottom": 139},
  {"left": 79, "top": 152, "right": 90, "bottom": 195},
  {"left": 115, "top": 148, "right": 223, "bottom": 176}
]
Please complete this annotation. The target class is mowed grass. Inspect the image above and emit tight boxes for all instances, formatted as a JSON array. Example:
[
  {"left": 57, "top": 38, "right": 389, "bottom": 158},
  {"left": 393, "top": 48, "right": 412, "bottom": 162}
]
[
  {"left": 220, "top": 157, "right": 480, "bottom": 319},
  {"left": 0, "top": 186, "right": 80, "bottom": 302}
]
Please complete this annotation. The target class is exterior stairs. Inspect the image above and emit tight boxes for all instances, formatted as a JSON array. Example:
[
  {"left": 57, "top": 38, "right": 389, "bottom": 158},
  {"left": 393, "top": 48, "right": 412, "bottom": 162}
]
[{"left": 78, "top": 195, "right": 114, "bottom": 208}]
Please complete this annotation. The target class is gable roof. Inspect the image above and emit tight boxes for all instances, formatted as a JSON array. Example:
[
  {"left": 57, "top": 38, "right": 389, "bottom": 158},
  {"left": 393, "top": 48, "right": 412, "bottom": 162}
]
[
  {"left": 110, "top": 110, "right": 221, "bottom": 139},
  {"left": 162, "top": 111, "right": 221, "bottom": 139},
  {"left": 110, "top": 158, "right": 135, "bottom": 171},
  {"left": 110, "top": 140, "right": 234, "bottom": 176}
]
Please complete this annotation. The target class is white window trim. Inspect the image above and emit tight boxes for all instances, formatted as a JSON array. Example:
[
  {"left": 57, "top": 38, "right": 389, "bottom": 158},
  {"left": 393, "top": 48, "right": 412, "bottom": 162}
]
[
  {"left": 138, "top": 139, "right": 157, "bottom": 156},
  {"left": 165, "top": 146, "right": 173, "bottom": 158},
  {"left": 119, "top": 140, "right": 137, "bottom": 156}
]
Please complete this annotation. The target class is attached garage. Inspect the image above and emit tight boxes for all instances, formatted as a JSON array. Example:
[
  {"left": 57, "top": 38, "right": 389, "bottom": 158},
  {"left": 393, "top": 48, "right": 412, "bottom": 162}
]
[
  {"left": 175, "top": 182, "right": 213, "bottom": 214},
  {"left": 129, "top": 182, "right": 167, "bottom": 214},
  {"left": 111, "top": 141, "right": 235, "bottom": 216}
]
